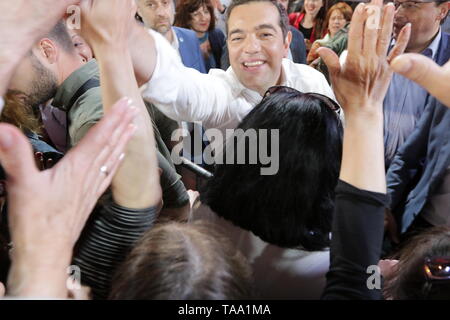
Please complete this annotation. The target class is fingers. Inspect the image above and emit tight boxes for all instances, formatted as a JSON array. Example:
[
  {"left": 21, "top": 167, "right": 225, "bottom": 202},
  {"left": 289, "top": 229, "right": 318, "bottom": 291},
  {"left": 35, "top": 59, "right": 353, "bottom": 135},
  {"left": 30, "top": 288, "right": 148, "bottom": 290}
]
[
  {"left": 76, "top": 98, "right": 138, "bottom": 196},
  {"left": 0, "top": 124, "right": 39, "bottom": 183},
  {"left": 347, "top": 3, "right": 367, "bottom": 55},
  {"left": 317, "top": 47, "right": 341, "bottom": 78},
  {"left": 363, "top": 1, "right": 382, "bottom": 56},
  {"left": 387, "top": 23, "right": 411, "bottom": 63},
  {"left": 391, "top": 55, "right": 450, "bottom": 107},
  {"left": 95, "top": 123, "right": 137, "bottom": 195},
  {"left": 376, "top": 3, "right": 396, "bottom": 57}
]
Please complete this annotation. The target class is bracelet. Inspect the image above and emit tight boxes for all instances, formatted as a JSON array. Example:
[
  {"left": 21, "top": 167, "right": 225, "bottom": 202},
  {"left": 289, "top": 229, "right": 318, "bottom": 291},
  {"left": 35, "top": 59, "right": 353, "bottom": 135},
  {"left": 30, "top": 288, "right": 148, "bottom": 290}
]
[{"left": 220, "top": 4, "right": 227, "bottom": 14}]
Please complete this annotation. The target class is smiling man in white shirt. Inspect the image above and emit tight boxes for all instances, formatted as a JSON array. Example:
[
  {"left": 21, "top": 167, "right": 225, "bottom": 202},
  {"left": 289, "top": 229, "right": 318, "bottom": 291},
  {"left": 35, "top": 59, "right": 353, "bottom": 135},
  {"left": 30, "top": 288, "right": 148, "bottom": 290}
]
[{"left": 126, "top": 0, "right": 335, "bottom": 141}]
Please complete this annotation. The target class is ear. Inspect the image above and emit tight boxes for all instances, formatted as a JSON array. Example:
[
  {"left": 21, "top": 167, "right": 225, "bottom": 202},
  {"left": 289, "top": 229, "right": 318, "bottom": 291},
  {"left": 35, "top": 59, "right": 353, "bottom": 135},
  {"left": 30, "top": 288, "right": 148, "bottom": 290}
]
[
  {"left": 438, "top": 2, "right": 449, "bottom": 22},
  {"left": 284, "top": 30, "right": 292, "bottom": 55},
  {"left": 37, "top": 39, "right": 59, "bottom": 64}
]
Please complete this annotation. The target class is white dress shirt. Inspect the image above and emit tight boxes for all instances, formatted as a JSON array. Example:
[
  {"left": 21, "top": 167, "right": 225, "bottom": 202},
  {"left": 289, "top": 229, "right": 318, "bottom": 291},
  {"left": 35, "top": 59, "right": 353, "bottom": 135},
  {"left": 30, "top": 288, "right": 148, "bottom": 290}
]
[{"left": 142, "top": 29, "right": 336, "bottom": 138}]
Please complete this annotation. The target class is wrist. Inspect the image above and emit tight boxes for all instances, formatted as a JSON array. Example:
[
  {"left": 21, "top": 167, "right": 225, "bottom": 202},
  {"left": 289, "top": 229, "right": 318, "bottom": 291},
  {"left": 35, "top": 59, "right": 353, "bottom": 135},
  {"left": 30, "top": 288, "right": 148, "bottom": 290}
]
[{"left": 7, "top": 256, "right": 71, "bottom": 298}]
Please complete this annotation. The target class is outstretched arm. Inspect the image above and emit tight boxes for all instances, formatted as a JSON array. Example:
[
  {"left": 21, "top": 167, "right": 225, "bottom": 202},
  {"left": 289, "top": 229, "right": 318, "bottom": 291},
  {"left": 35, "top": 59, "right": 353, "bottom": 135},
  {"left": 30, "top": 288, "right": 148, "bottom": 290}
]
[
  {"left": 319, "top": 0, "right": 410, "bottom": 299},
  {"left": 80, "top": 0, "right": 161, "bottom": 209}
]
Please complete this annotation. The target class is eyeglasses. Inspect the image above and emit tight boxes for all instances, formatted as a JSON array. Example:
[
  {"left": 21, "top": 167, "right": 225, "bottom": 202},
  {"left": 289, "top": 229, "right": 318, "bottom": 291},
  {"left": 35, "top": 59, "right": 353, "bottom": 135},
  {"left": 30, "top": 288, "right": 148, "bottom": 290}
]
[
  {"left": 393, "top": 0, "right": 439, "bottom": 10},
  {"left": 263, "top": 86, "right": 341, "bottom": 113}
]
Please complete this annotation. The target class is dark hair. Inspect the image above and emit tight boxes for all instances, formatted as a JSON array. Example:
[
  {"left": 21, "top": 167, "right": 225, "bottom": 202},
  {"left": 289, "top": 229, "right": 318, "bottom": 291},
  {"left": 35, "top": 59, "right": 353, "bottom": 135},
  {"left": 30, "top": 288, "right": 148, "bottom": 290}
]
[
  {"left": 46, "top": 20, "right": 75, "bottom": 54},
  {"left": 384, "top": 226, "right": 450, "bottom": 300},
  {"left": 201, "top": 91, "right": 343, "bottom": 251},
  {"left": 300, "top": 0, "right": 327, "bottom": 40},
  {"left": 225, "top": 0, "right": 289, "bottom": 40},
  {"left": 109, "top": 221, "right": 253, "bottom": 299},
  {"left": 323, "top": 2, "right": 353, "bottom": 34},
  {"left": 174, "top": 0, "right": 216, "bottom": 32}
]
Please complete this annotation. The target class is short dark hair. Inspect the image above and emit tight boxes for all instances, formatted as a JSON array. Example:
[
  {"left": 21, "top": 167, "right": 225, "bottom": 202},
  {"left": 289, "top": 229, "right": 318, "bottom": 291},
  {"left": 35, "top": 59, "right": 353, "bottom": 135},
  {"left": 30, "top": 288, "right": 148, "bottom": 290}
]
[
  {"left": 46, "top": 20, "right": 75, "bottom": 53},
  {"left": 174, "top": 0, "right": 216, "bottom": 31},
  {"left": 109, "top": 221, "right": 253, "bottom": 299},
  {"left": 225, "top": 0, "right": 289, "bottom": 40},
  {"left": 202, "top": 91, "right": 343, "bottom": 251},
  {"left": 384, "top": 226, "right": 450, "bottom": 300}
]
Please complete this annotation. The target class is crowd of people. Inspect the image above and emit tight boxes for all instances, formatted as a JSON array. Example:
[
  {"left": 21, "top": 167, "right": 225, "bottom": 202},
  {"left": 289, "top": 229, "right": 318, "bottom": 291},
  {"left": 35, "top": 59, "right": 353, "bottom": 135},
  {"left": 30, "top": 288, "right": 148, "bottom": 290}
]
[{"left": 0, "top": 0, "right": 449, "bottom": 300}]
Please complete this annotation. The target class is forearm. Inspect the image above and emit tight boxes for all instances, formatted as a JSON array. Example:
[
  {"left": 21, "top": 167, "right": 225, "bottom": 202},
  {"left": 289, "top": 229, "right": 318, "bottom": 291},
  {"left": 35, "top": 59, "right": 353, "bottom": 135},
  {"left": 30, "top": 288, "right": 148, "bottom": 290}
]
[
  {"left": 94, "top": 46, "right": 161, "bottom": 209},
  {"left": 339, "top": 108, "right": 386, "bottom": 194},
  {"left": 128, "top": 22, "right": 157, "bottom": 87}
]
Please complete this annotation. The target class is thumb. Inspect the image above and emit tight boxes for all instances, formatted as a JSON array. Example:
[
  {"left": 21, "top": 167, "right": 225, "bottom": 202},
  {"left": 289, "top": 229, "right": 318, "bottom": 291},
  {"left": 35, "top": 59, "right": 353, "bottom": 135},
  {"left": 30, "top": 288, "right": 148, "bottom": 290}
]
[
  {"left": 317, "top": 47, "right": 341, "bottom": 78},
  {"left": 0, "top": 124, "right": 38, "bottom": 183},
  {"left": 391, "top": 54, "right": 450, "bottom": 106}
]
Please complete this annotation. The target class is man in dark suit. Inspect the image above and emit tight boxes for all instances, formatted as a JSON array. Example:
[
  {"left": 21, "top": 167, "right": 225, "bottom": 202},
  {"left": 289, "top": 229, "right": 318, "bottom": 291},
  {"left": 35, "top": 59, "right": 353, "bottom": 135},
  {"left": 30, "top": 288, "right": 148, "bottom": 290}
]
[
  {"left": 383, "top": 0, "right": 449, "bottom": 167},
  {"left": 387, "top": 27, "right": 450, "bottom": 239},
  {"left": 136, "top": 0, "right": 206, "bottom": 73}
]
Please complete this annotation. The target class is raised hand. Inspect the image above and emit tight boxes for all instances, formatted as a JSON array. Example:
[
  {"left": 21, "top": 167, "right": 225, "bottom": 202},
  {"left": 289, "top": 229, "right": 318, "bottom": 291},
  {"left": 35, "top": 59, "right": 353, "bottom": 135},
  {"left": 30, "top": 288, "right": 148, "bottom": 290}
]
[
  {"left": 5, "top": 98, "right": 138, "bottom": 298},
  {"left": 79, "top": 0, "right": 137, "bottom": 51},
  {"left": 0, "top": 0, "right": 80, "bottom": 95},
  {"left": 318, "top": 0, "right": 411, "bottom": 114}
]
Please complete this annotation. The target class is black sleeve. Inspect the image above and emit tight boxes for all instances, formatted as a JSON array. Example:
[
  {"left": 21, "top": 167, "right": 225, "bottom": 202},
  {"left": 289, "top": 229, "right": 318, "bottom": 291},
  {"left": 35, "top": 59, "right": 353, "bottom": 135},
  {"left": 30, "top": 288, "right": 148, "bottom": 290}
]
[
  {"left": 322, "top": 180, "right": 388, "bottom": 300},
  {"left": 73, "top": 197, "right": 159, "bottom": 300}
]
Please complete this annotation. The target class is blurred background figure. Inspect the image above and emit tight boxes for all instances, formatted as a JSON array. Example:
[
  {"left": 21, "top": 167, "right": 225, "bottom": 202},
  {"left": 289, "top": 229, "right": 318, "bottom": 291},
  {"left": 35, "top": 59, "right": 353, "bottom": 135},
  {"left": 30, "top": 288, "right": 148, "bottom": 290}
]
[
  {"left": 175, "top": 0, "right": 226, "bottom": 72},
  {"left": 307, "top": 2, "right": 352, "bottom": 66},
  {"left": 289, "top": 0, "right": 327, "bottom": 51}
]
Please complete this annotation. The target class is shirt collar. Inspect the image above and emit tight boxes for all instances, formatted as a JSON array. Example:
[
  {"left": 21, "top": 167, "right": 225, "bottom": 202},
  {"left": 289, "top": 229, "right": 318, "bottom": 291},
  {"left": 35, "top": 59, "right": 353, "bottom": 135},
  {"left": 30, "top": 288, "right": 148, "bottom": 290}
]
[
  {"left": 423, "top": 28, "right": 441, "bottom": 60},
  {"left": 53, "top": 59, "right": 99, "bottom": 111}
]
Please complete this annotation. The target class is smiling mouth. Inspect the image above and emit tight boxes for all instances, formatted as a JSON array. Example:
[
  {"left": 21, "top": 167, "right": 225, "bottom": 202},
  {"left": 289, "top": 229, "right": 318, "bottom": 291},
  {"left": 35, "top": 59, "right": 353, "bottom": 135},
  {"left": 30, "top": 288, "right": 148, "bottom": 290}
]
[{"left": 243, "top": 61, "right": 265, "bottom": 68}]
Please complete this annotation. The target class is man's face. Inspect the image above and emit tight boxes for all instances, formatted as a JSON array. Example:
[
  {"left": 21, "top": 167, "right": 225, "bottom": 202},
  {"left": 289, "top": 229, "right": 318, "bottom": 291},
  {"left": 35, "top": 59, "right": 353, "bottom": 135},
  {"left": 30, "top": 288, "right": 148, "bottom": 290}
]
[
  {"left": 394, "top": 1, "right": 448, "bottom": 52},
  {"left": 8, "top": 52, "right": 58, "bottom": 108},
  {"left": 227, "top": 2, "right": 290, "bottom": 96},
  {"left": 137, "top": 0, "right": 174, "bottom": 36}
]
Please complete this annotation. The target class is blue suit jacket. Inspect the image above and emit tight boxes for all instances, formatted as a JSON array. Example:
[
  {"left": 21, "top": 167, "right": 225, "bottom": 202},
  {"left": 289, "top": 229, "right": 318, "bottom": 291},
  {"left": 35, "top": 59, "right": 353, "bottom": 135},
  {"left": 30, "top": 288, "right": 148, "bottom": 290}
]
[
  {"left": 387, "top": 32, "right": 450, "bottom": 233},
  {"left": 173, "top": 27, "right": 206, "bottom": 73}
]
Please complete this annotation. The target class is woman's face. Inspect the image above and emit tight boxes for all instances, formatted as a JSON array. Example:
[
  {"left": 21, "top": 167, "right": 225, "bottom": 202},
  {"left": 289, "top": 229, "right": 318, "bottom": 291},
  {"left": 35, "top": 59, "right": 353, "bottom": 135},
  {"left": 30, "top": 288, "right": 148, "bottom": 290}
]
[
  {"left": 328, "top": 10, "right": 347, "bottom": 37},
  {"left": 304, "top": 0, "right": 323, "bottom": 18},
  {"left": 190, "top": 5, "right": 211, "bottom": 33}
]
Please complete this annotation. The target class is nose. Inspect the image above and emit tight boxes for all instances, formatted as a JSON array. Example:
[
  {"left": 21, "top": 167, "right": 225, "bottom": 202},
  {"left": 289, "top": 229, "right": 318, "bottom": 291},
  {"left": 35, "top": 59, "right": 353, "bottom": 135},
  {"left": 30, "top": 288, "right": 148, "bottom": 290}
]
[
  {"left": 243, "top": 34, "right": 261, "bottom": 54},
  {"left": 155, "top": 5, "right": 167, "bottom": 17}
]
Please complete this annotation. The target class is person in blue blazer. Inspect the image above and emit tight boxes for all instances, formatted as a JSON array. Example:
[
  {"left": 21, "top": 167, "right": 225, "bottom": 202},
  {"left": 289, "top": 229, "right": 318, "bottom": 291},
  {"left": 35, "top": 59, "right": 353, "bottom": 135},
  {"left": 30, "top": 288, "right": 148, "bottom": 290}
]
[{"left": 136, "top": 0, "right": 206, "bottom": 73}]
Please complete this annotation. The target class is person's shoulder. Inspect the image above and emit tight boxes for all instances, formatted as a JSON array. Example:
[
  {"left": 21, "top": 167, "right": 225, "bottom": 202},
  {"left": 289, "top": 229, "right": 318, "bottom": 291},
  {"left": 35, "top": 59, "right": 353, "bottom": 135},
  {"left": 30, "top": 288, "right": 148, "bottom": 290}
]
[{"left": 172, "top": 26, "right": 197, "bottom": 41}]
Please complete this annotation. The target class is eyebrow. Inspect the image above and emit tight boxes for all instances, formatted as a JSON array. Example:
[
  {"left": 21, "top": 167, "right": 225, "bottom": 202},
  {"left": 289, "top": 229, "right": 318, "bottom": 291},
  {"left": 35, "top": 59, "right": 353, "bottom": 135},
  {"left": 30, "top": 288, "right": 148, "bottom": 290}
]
[{"left": 229, "top": 24, "right": 278, "bottom": 37}]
